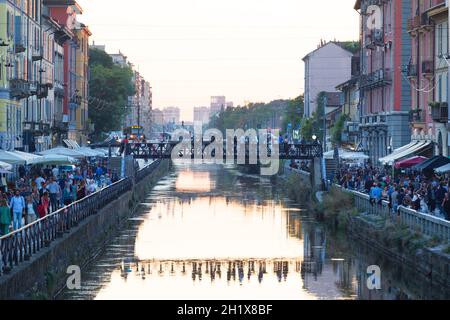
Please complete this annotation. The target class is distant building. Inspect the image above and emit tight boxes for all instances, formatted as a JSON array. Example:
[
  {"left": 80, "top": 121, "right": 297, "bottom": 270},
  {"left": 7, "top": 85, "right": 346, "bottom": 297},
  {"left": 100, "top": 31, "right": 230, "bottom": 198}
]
[
  {"left": 210, "top": 96, "right": 226, "bottom": 115},
  {"left": 303, "top": 41, "right": 354, "bottom": 119},
  {"left": 152, "top": 109, "right": 165, "bottom": 126},
  {"left": 194, "top": 107, "right": 210, "bottom": 124},
  {"left": 163, "top": 107, "right": 181, "bottom": 125}
]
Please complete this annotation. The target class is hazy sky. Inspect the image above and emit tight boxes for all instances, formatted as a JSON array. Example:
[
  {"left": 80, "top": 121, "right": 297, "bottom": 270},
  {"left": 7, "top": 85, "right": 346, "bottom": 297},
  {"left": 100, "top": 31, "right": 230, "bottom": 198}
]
[{"left": 77, "top": 0, "right": 359, "bottom": 121}]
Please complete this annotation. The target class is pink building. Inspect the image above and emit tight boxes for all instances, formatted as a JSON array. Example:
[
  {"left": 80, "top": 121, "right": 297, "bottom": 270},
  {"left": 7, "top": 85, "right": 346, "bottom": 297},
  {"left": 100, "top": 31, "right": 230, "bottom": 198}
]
[
  {"left": 355, "top": 0, "right": 414, "bottom": 164},
  {"left": 407, "top": 0, "right": 448, "bottom": 156}
]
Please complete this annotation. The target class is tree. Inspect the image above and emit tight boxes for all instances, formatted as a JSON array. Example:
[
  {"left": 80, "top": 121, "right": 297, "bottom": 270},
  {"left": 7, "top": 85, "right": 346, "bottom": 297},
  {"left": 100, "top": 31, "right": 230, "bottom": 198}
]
[
  {"left": 282, "top": 95, "right": 304, "bottom": 134},
  {"left": 301, "top": 92, "right": 325, "bottom": 142},
  {"left": 88, "top": 49, "right": 135, "bottom": 140},
  {"left": 330, "top": 113, "right": 348, "bottom": 147}
]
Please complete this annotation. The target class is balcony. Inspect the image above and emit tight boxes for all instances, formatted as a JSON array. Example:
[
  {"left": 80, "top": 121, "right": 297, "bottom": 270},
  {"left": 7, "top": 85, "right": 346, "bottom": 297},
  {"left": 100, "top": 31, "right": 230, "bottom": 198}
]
[
  {"left": 406, "top": 64, "right": 418, "bottom": 79},
  {"left": 422, "top": 60, "right": 434, "bottom": 78},
  {"left": 14, "top": 43, "right": 26, "bottom": 54},
  {"left": 360, "top": 69, "right": 392, "bottom": 90},
  {"left": 69, "top": 95, "right": 82, "bottom": 108},
  {"left": 407, "top": 13, "right": 433, "bottom": 36},
  {"left": 407, "top": 16, "right": 421, "bottom": 35},
  {"left": 52, "top": 120, "right": 69, "bottom": 133},
  {"left": 365, "top": 29, "right": 384, "bottom": 50},
  {"left": 410, "top": 109, "right": 427, "bottom": 130},
  {"left": 430, "top": 102, "right": 448, "bottom": 123},
  {"left": 10, "top": 79, "right": 31, "bottom": 99},
  {"left": 37, "top": 84, "right": 50, "bottom": 99}
]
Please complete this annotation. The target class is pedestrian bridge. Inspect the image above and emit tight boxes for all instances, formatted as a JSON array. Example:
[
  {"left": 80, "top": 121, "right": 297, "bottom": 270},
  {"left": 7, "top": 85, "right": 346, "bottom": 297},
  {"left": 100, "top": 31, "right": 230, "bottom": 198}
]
[{"left": 91, "top": 141, "right": 323, "bottom": 161}]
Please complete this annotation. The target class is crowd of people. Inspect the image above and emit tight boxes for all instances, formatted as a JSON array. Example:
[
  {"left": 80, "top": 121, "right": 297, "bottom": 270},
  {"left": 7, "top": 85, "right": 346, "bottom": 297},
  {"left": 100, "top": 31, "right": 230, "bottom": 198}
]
[
  {"left": 336, "top": 164, "right": 450, "bottom": 221},
  {"left": 0, "top": 159, "right": 120, "bottom": 236}
]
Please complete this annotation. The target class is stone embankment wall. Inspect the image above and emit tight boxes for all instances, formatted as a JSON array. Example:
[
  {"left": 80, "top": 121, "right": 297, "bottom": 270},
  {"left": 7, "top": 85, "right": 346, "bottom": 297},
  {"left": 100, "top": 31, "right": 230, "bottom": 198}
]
[{"left": 0, "top": 160, "right": 170, "bottom": 300}]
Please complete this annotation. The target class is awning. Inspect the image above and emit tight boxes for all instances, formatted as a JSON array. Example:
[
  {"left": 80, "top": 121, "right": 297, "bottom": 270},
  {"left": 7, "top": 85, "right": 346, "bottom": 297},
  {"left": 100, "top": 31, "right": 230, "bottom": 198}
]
[
  {"left": 435, "top": 163, "right": 450, "bottom": 174},
  {"left": 0, "top": 161, "right": 13, "bottom": 171},
  {"left": 414, "top": 156, "right": 450, "bottom": 171},
  {"left": 379, "top": 140, "right": 432, "bottom": 165},
  {"left": 324, "top": 149, "right": 369, "bottom": 161},
  {"left": 32, "top": 154, "right": 77, "bottom": 165},
  {"left": 394, "top": 156, "right": 428, "bottom": 169},
  {"left": 38, "top": 147, "right": 86, "bottom": 159},
  {"left": 74, "top": 147, "right": 104, "bottom": 157},
  {"left": 64, "top": 139, "right": 81, "bottom": 149},
  {"left": 0, "top": 150, "right": 28, "bottom": 165},
  {"left": 9, "top": 150, "right": 44, "bottom": 165}
]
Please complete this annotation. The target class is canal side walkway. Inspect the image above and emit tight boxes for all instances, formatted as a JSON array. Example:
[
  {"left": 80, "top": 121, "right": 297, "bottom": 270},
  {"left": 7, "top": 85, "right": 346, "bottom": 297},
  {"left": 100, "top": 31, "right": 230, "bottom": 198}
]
[
  {"left": 284, "top": 167, "right": 450, "bottom": 289},
  {"left": 0, "top": 159, "right": 170, "bottom": 299}
]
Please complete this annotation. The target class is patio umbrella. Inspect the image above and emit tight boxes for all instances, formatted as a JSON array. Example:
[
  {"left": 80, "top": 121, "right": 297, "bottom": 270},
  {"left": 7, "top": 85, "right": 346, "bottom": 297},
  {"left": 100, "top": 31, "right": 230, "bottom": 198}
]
[
  {"left": 38, "top": 147, "right": 85, "bottom": 159},
  {"left": 32, "top": 154, "right": 77, "bottom": 165},
  {"left": 0, "top": 150, "right": 27, "bottom": 165},
  {"left": 394, "top": 156, "right": 428, "bottom": 169},
  {"left": 0, "top": 161, "right": 13, "bottom": 171},
  {"left": 76, "top": 147, "right": 105, "bottom": 157},
  {"left": 8, "top": 150, "right": 44, "bottom": 165}
]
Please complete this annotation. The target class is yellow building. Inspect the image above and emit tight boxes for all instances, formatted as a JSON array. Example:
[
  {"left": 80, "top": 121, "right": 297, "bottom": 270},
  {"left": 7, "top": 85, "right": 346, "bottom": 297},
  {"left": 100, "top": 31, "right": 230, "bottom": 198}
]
[
  {"left": 74, "top": 23, "right": 91, "bottom": 145},
  {"left": 0, "top": 0, "right": 42, "bottom": 151}
]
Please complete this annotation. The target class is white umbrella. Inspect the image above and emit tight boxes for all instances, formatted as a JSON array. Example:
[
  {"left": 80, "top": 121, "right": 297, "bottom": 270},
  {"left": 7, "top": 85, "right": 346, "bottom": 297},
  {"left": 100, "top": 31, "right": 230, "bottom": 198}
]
[
  {"left": 76, "top": 147, "right": 105, "bottom": 157},
  {"left": 39, "top": 147, "right": 86, "bottom": 159},
  {"left": 0, "top": 160, "right": 13, "bottom": 171},
  {"left": 32, "top": 154, "right": 77, "bottom": 165},
  {"left": 0, "top": 150, "right": 27, "bottom": 165},
  {"left": 9, "top": 150, "right": 44, "bottom": 165}
]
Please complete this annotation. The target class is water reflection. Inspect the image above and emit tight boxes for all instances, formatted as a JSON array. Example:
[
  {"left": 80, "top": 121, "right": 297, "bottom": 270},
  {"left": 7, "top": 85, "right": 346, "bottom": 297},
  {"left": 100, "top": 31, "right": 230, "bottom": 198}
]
[{"left": 62, "top": 163, "right": 449, "bottom": 300}]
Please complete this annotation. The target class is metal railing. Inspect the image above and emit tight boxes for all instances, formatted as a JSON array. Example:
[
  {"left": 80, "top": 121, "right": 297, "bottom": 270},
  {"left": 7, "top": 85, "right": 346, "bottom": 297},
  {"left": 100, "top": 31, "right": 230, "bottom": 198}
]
[
  {"left": 0, "top": 173, "right": 142, "bottom": 276},
  {"left": 341, "top": 187, "right": 450, "bottom": 243},
  {"left": 135, "top": 160, "right": 162, "bottom": 183}
]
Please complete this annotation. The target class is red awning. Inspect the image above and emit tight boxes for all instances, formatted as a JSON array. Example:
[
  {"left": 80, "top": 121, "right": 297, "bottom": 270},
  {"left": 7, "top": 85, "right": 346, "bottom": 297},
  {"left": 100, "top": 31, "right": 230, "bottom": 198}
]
[{"left": 394, "top": 156, "right": 428, "bottom": 169}]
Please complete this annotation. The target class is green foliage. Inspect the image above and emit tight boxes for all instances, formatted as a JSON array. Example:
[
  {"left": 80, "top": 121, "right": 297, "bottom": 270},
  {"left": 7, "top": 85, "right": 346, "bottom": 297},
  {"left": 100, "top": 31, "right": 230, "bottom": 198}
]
[
  {"left": 89, "top": 48, "right": 135, "bottom": 139},
  {"left": 301, "top": 91, "right": 325, "bottom": 142},
  {"left": 330, "top": 113, "right": 348, "bottom": 147},
  {"left": 281, "top": 95, "right": 304, "bottom": 134},
  {"left": 209, "top": 99, "right": 295, "bottom": 133},
  {"left": 338, "top": 41, "right": 361, "bottom": 54}
]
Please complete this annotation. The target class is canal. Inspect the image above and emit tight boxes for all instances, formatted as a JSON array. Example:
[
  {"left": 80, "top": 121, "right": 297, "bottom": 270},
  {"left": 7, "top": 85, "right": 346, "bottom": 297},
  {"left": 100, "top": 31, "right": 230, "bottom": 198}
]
[{"left": 62, "top": 163, "right": 448, "bottom": 300}]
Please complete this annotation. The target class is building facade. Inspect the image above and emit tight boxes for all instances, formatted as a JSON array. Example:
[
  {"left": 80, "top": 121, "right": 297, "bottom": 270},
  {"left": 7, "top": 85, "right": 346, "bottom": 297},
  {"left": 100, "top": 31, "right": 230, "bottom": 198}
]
[
  {"left": 355, "top": 0, "right": 414, "bottom": 163},
  {"left": 162, "top": 107, "right": 180, "bottom": 125},
  {"left": 0, "top": 0, "right": 43, "bottom": 151},
  {"left": 303, "top": 42, "right": 354, "bottom": 119},
  {"left": 74, "top": 22, "right": 91, "bottom": 145},
  {"left": 46, "top": 0, "right": 87, "bottom": 146},
  {"left": 193, "top": 106, "right": 210, "bottom": 125}
]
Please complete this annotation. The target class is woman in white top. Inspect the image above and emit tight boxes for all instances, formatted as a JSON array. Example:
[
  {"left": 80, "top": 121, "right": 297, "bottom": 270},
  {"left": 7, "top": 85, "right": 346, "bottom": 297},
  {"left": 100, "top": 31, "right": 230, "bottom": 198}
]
[{"left": 25, "top": 196, "right": 38, "bottom": 224}]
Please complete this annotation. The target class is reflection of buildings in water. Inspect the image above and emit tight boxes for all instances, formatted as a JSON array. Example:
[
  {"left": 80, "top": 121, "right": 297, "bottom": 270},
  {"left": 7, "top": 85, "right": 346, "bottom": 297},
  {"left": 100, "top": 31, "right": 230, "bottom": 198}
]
[{"left": 118, "top": 258, "right": 302, "bottom": 285}]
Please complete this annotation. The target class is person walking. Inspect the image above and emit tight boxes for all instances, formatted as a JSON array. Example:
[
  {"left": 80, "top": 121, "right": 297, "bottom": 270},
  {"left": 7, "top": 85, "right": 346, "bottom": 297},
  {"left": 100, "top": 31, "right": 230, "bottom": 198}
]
[
  {"left": 25, "top": 196, "right": 38, "bottom": 224},
  {"left": 9, "top": 190, "right": 25, "bottom": 230},
  {"left": 63, "top": 183, "right": 73, "bottom": 206},
  {"left": 0, "top": 199, "right": 11, "bottom": 235},
  {"left": 442, "top": 193, "right": 450, "bottom": 221},
  {"left": 47, "top": 178, "right": 60, "bottom": 213},
  {"left": 37, "top": 192, "right": 50, "bottom": 219}
]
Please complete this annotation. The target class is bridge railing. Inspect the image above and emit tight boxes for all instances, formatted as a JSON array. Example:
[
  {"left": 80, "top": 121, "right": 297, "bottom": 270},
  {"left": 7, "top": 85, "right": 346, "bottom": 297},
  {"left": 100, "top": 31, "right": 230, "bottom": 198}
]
[
  {"left": 0, "top": 177, "right": 135, "bottom": 276},
  {"left": 337, "top": 186, "right": 450, "bottom": 243},
  {"left": 120, "top": 142, "right": 323, "bottom": 160}
]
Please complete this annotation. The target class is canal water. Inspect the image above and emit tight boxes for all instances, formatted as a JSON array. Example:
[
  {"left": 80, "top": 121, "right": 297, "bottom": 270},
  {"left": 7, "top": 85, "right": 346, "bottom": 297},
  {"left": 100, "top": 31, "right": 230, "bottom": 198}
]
[{"left": 62, "top": 163, "right": 448, "bottom": 300}]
